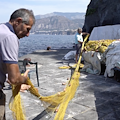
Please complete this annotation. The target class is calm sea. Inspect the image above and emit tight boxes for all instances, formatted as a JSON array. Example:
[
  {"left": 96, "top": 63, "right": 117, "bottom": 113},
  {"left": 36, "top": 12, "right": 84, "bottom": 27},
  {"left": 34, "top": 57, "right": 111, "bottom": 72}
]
[{"left": 19, "top": 34, "right": 75, "bottom": 57}]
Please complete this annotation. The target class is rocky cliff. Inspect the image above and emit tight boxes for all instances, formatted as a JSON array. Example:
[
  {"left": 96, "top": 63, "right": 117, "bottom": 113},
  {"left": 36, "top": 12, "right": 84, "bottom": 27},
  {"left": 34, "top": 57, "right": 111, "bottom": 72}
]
[{"left": 82, "top": 0, "right": 120, "bottom": 33}]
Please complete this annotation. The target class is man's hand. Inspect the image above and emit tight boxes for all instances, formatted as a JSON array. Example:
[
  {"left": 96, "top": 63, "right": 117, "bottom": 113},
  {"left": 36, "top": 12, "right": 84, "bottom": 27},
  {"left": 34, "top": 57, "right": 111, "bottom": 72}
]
[
  {"left": 20, "top": 84, "right": 31, "bottom": 92},
  {"left": 23, "top": 69, "right": 30, "bottom": 78},
  {"left": 20, "top": 69, "right": 31, "bottom": 92}
]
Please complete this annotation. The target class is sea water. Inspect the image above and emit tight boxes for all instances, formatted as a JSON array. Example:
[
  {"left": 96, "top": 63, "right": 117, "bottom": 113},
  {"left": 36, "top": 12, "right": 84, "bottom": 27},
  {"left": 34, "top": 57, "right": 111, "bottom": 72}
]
[{"left": 19, "top": 34, "right": 75, "bottom": 57}]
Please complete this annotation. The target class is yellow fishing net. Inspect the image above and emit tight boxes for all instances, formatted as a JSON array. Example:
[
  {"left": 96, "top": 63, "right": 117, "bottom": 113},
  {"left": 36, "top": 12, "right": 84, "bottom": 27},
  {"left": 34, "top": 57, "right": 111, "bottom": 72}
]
[
  {"left": 84, "top": 39, "right": 116, "bottom": 53},
  {"left": 59, "top": 63, "right": 84, "bottom": 69},
  {"left": 9, "top": 34, "right": 89, "bottom": 120},
  {"left": 58, "top": 39, "right": 116, "bottom": 70},
  {"left": 9, "top": 36, "right": 117, "bottom": 120},
  {"left": 9, "top": 85, "right": 26, "bottom": 120}
]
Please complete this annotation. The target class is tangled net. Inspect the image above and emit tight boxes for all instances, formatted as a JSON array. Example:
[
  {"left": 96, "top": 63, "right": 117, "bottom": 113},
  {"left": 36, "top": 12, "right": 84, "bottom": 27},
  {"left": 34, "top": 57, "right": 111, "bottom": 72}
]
[
  {"left": 10, "top": 35, "right": 105, "bottom": 120},
  {"left": 9, "top": 36, "right": 117, "bottom": 120},
  {"left": 84, "top": 39, "right": 115, "bottom": 53}
]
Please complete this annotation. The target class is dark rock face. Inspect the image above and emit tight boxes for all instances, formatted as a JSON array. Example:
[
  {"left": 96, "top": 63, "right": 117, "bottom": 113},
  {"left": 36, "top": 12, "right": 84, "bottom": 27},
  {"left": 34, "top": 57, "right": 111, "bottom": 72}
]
[{"left": 82, "top": 0, "right": 120, "bottom": 33}]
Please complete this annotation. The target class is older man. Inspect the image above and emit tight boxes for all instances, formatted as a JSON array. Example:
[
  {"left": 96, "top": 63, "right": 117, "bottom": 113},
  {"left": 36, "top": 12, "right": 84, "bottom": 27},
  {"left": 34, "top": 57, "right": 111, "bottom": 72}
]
[
  {"left": 75, "top": 28, "right": 89, "bottom": 63},
  {"left": 0, "top": 8, "right": 35, "bottom": 120}
]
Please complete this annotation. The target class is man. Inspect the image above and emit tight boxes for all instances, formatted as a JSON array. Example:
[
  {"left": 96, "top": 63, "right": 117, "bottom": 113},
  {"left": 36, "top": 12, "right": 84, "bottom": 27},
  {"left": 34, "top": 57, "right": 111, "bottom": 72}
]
[
  {"left": 0, "top": 8, "right": 35, "bottom": 120},
  {"left": 75, "top": 28, "right": 89, "bottom": 63}
]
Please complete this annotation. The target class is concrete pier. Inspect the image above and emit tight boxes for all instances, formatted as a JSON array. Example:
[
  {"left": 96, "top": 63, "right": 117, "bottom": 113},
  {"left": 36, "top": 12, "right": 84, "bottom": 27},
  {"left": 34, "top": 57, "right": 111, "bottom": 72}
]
[{"left": 4, "top": 49, "right": 120, "bottom": 120}]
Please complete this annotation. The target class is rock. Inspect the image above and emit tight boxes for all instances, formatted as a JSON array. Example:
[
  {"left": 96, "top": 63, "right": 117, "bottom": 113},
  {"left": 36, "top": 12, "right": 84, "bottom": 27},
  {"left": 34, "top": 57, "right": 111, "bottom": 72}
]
[{"left": 83, "top": 0, "right": 120, "bottom": 33}]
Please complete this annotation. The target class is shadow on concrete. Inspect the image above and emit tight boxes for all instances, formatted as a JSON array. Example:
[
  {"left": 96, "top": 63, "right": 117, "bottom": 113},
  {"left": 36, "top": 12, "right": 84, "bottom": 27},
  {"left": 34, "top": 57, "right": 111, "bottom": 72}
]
[
  {"left": 77, "top": 71, "right": 120, "bottom": 119},
  {"left": 30, "top": 49, "right": 74, "bottom": 61},
  {"left": 3, "top": 84, "right": 12, "bottom": 90},
  {"left": 32, "top": 110, "right": 51, "bottom": 120}
]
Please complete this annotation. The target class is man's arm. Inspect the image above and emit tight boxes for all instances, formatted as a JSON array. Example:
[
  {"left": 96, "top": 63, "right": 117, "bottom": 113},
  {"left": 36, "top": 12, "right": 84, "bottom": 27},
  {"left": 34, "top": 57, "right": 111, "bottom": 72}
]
[
  {"left": 82, "top": 32, "right": 90, "bottom": 35},
  {"left": 6, "top": 63, "right": 29, "bottom": 85},
  {"left": 78, "top": 40, "right": 83, "bottom": 44}
]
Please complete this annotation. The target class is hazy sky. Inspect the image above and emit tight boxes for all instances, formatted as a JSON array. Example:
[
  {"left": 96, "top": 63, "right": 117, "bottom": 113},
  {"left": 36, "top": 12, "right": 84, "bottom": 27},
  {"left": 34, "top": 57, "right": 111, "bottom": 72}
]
[{"left": 0, "top": 0, "right": 90, "bottom": 23}]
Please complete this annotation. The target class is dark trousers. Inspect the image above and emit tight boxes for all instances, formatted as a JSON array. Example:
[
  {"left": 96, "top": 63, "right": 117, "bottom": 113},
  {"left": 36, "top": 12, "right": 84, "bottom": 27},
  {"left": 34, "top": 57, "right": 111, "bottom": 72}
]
[{"left": 0, "top": 90, "right": 6, "bottom": 120}]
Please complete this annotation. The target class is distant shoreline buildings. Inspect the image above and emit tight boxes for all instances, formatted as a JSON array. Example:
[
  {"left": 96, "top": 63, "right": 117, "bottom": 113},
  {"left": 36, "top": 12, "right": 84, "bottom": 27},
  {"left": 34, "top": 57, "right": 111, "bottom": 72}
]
[{"left": 31, "top": 29, "right": 77, "bottom": 35}]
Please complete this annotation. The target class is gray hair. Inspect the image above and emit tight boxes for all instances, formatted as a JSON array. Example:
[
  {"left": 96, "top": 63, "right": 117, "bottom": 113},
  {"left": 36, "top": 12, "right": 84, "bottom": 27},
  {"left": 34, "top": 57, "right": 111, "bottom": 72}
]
[
  {"left": 77, "top": 28, "right": 82, "bottom": 32},
  {"left": 9, "top": 8, "right": 35, "bottom": 24}
]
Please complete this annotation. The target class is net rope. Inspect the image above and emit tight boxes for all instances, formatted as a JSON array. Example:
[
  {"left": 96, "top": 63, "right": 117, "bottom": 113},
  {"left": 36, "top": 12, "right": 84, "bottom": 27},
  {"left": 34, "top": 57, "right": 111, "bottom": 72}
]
[{"left": 9, "top": 34, "right": 89, "bottom": 120}]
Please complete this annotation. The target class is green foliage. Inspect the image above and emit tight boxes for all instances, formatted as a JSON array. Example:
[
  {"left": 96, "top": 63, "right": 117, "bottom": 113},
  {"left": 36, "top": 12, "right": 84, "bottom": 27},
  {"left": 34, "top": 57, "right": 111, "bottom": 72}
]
[{"left": 86, "top": 8, "right": 96, "bottom": 16}]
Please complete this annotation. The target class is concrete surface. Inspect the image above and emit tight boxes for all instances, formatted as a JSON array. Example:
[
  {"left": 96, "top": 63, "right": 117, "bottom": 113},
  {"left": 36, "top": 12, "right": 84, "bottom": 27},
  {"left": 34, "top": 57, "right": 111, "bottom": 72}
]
[{"left": 4, "top": 49, "right": 120, "bottom": 120}]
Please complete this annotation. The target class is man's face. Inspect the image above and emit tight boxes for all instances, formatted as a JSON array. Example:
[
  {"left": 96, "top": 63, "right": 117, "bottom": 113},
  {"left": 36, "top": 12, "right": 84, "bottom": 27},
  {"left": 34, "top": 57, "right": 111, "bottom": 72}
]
[
  {"left": 78, "top": 30, "right": 82, "bottom": 34},
  {"left": 14, "top": 18, "right": 34, "bottom": 39}
]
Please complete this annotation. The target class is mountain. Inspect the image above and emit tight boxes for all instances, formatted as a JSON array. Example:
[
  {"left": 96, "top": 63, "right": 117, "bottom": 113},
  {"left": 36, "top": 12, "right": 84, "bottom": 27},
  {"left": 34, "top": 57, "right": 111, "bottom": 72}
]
[
  {"left": 35, "top": 12, "right": 85, "bottom": 20},
  {"left": 31, "top": 12, "right": 85, "bottom": 35}
]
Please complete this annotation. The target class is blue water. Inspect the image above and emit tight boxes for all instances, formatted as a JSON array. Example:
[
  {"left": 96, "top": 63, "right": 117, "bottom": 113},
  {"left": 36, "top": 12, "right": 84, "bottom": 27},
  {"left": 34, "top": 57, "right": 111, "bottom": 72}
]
[{"left": 19, "top": 34, "right": 75, "bottom": 57}]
